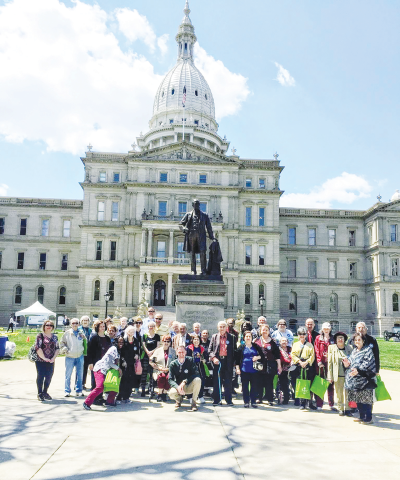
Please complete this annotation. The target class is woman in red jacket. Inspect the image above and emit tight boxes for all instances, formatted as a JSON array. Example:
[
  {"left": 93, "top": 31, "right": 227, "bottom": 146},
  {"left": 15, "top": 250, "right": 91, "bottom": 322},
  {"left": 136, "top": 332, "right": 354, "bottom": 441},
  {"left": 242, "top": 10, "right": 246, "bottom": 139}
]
[{"left": 314, "top": 322, "right": 336, "bottom": 410}]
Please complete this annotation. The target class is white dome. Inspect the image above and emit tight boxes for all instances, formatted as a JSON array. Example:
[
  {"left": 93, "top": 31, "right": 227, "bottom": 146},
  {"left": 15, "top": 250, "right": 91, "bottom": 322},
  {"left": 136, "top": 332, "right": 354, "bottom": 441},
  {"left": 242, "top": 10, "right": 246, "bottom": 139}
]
[
  {"left": 391, "top": 190, "right": 400, "bottom": 202},
  {"left": 152, "top": 60, "right": 215, "bottom": 120}
]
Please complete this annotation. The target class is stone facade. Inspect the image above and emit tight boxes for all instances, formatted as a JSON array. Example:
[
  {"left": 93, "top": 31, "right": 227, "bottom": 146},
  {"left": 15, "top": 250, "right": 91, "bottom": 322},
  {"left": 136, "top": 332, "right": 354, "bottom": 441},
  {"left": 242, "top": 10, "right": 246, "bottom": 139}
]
[{"left": 1, "top": 2, "right": 400, "bottom": 335}]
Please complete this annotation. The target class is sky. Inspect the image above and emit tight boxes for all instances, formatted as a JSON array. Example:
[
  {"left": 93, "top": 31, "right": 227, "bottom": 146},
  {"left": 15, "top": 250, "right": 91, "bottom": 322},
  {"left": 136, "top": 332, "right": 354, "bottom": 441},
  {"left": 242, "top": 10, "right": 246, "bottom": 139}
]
[{"left": 0, "top": 0, "right": 399, "bottom": 209}]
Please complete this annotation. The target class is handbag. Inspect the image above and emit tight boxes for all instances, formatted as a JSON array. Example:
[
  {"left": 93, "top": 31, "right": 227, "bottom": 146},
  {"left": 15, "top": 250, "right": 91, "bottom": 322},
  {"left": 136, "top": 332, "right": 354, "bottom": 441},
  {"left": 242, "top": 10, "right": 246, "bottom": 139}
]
[
  {"left": 135, "top": 358, "right": 143, "bottom": 375},
  {"left": 253, "top": 360, "right": 264, "bottom": 372},
  {"left": 375, "top": 374, "right": 391, "bottom": 401},
  {"left": 310, "top": 366, "right": 330, "bottom": 398},
  {"left": 28, "top": 334, "right": 43, "bottom": 363},
  {"left": 295, "top": 368, "right": 311, "bottom": 399},
  {"left": 104, "top": 368, "right": 121, "bottom": 393}
]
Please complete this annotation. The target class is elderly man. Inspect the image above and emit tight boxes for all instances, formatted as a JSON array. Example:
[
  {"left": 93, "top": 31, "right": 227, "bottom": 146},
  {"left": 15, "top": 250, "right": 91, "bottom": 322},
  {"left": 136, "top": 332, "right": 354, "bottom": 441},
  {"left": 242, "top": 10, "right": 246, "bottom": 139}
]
[
  {"left": 170, "top": 321, "right": 180, "bottom": 338},
  {"left": 60, "top": 318, "right": 85, "bottom": 397},
  {"left": 173, "top": 323, "right": 191, "bottom": 350},
  {"left": 349, "top": 322, "right": 380, "bottom": 373},
  {"left": 209, "top": 321, "right": 236, "bottom": 406},
  {"left": 190, "top": 322, "right": 201, "bottom": 337},
  {"left": 142, "top": 306, "right": 156, "bottom": 335},
  {"left": 305, "top": 318, "right": 319, "bottom": 346},
  {"left": 271, "top": 319, "right": 294, "bottom": 347},
  {"left": 168, "top": 345, "right": 201, "bottom": 411},
  {"left": 251, "top": 316, "right": 268, "bottom": 339},
  {"left": 154, "top": 313, "right": 169, "bottom": 339}
]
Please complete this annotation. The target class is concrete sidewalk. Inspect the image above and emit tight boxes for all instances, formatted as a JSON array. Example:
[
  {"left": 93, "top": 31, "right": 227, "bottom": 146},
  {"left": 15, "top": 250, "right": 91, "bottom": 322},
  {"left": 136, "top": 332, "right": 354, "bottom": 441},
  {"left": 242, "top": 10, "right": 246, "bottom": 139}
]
[{"left": 0, "top": 358, "right": 399, "bottom": 480}]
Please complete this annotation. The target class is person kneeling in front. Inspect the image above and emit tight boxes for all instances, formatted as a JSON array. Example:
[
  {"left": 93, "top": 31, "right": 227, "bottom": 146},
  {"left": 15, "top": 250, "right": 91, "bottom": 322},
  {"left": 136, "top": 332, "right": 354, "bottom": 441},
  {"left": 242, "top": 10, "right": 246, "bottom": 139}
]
[{"left": 168, "top": 345, "right": 201, "bottom": 411}]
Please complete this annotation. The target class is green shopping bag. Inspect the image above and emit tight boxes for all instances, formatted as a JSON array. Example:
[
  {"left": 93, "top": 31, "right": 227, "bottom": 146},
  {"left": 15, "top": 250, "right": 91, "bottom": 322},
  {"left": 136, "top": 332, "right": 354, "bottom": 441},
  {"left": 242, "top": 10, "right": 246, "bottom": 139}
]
[
  {"left": 375, "top": 374, "right": 391, "bottom": 401},
  {"left": 273, "top": 374, "right": 279, "bottom": 390},
  {"left": 104, "top": 368, "right": 121, "bottom": 393},
  {"left": 203, "top": 363, "right": 210, "bottom": 377},
  {"left": 310, "top": 367, "right": 330, "bottom": 399},
  {"left": 295, "top": 368, "right": 311, "bottom": 400}
]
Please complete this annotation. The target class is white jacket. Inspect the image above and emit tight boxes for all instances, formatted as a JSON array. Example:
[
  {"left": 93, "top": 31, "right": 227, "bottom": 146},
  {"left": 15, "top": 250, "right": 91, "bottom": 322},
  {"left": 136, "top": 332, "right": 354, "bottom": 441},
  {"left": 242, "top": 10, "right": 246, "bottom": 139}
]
[{"left": 60, "top": 329, "right": 85, "bottom": 358}]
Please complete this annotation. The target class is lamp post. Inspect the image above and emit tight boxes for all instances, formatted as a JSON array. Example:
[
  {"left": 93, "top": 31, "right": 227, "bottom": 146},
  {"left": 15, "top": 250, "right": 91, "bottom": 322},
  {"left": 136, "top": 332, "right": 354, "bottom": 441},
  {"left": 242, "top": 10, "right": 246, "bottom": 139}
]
[
  {"left": 259, "top": 295, "right": 265, "bottom": 317},
  {"left": 104, "top": 292, "right": 111, "bottom": 319}
]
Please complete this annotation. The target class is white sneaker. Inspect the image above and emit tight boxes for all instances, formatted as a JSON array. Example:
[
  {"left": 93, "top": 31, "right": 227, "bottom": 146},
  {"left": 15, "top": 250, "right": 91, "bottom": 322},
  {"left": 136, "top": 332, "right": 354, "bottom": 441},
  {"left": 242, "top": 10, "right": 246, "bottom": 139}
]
[
  {"left": 64, "top": 393, "right": 70, "bottom": 397},
  {"left": 199, "top": 397, "right": 205, "bottom": 404},
  {"left": 316, "top": 407, "right": 322, "bottom": 411},
  {"left": 116, "top": 400, "right": 122, "bottom": 405}
]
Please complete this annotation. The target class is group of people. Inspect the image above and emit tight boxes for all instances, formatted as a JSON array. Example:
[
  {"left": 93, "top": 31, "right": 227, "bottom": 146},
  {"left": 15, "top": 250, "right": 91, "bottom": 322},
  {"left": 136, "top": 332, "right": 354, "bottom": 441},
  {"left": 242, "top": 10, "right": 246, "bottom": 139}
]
[{"left": 33, "top": 312, "right": 380, "bottom": 423}]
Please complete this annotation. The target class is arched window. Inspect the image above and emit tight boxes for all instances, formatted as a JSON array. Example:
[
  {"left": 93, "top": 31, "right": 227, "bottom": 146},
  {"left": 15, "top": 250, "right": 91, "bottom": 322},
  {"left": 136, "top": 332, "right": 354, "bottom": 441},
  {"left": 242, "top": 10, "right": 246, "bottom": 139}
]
[
  {"left": 38, "top": 286, "right": 44, "bottom": 304},
  {"left": 184, "top": 42, "right": 187, "bottom": 52},
  {"left": 393, "top": 293, "right": 399, "bottom": 312},
  {"left": 14, "top": 285, "right": 22, "bottom": 304},
  {"left": 59, "top": 287, "right": 66, "bottom": 305},
  {"left": 94, "top": 280, "right": 100, "bottom": 301},
  {"left": 195, "top": 90, "right": 198, "bottom": 96},
  {"left": 289, "top": 292, "right": 297, "bottom": 313},
  {"left": 171, "top": 88, "right": 175, "bottom": 95},
  {"left": 109, "top": 280, "right": 115, "bottom": 302},
  {"left": 259, "top": 283, "right": 265, "bottom": 301},
  {"left": 310, "top": 292, "right": 318, "bottom": 312},
  {"left": 350, "top": 294, "right": 358, "bottom": 313},
  {"left": 330, "top": 293, "right": 338, "bottom": 313},
  {"left": 245, "top": 284, "right": 251, "bottom": 305}
]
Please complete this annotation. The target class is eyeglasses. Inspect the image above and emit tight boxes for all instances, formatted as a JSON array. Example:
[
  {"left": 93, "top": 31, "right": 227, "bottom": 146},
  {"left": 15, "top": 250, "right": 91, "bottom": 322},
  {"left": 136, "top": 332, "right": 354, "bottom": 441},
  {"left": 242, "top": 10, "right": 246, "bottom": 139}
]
[
  {"left": 135, "top": 322, "right": 143, "bottom": 325},
  {"left": 163, "top": 341, "right": 171, "bottom": 344},
  {"left": 45, "top": 324, "right": 53, "bottom": 328},
  {"left": 299, "top": 333, "right": 306, "bottom": 336},
  {"left": 71, "top": 322, "right": 79, "bottom": 325},
  {"left": 278, "top": 324, "right": 286, "bottom": 326},
  {"left": 148, "top": 310, "right": 155, "bottom": 313},
  {"left": 155, "top": 318, "right": 162, "bottom": 320}
]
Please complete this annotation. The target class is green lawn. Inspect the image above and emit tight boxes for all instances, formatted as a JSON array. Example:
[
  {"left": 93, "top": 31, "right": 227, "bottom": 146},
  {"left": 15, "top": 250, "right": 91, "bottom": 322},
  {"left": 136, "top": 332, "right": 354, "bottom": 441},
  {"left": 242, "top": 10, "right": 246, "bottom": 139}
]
[{"left": 0, "top": 329, "right": 64, "bottom": 361}]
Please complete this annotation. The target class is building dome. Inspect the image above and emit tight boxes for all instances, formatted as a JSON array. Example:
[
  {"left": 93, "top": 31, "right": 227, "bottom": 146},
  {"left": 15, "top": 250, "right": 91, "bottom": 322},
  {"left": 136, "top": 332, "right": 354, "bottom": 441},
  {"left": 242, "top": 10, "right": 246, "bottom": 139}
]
[
  {"left": 152, "top": 61, "right": 215, "bottom": 122},
  {"left": 391, "top": 190, "right": 400, "bottom": 202}
]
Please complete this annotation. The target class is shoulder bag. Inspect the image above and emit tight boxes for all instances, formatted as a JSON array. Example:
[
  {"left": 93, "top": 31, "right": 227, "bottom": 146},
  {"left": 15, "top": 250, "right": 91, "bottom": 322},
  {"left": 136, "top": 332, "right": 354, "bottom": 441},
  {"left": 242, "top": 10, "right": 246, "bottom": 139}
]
[{"left": 28, "top": 334, "right": 44, "bottom": 363}]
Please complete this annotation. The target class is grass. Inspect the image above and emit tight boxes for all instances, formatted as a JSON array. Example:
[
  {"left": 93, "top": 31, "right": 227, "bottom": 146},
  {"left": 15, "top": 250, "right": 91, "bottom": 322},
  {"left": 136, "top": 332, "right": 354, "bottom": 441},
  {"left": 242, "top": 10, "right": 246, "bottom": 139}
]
[
  {"left": 0, "top": 329, "right": 64, "bottom": 361},
  {"left": 1, "top": 331, "right": 400, "bottom": 372}
]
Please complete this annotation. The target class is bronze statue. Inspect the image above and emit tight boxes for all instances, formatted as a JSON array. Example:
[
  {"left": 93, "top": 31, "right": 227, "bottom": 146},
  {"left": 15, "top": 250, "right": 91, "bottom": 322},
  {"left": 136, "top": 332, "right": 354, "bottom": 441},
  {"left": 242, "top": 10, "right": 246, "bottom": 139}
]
[{"left": 179, "top": 199, "right": 216, "bottom": 275}]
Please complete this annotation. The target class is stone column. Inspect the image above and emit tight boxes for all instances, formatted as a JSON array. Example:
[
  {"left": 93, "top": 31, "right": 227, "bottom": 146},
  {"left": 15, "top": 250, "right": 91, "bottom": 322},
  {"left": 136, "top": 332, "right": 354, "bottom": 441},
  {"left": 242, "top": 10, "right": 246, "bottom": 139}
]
[
  {"left": 121, "top": 275, "right": 127, "bottom": 305},
  {"left": 252, "top": 280, "right": 259, "bottom": 311},
  {"left": 190, "top": 133, "right": 194, "bottom": 143},
  {"left": 167, "top": 272, "right": 173, "bottom": 306},
  {"left": 127, "top": 275, "right": 133, "bottom": 306},
  {"left": 168, "top": 230, "right": 174, "bottom": 264},
  {"left": 140, "top": 229, "right": 147, "bottom": 260},
  {"left": 146, "top": 273, "right": 152, "bottom": 303},
  {"left": 147, "top": 228, "right": 153, "bottom": 260},
  {"left": 139, "top": 273, "right": 144, "bottom": 303},
  {"left": 233, "top": 277, "right": 239, "bottom": 307}
]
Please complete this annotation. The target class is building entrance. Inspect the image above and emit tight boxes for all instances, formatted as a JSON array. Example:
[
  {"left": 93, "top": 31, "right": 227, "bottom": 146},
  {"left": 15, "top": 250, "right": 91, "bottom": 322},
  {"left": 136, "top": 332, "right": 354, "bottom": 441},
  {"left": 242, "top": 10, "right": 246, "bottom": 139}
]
[{"left": 153, "top": 279, "right": 166, "bottom": 306}]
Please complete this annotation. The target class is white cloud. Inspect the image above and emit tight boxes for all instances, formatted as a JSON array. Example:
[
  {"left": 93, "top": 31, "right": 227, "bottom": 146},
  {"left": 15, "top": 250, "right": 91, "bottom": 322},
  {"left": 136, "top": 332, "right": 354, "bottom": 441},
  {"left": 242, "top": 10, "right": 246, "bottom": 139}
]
[
  {"left": 275, "top": 62, "right": 295, "bottom": 87},
  {"left": 280, "top": 172, "right": 373, "bottom": 209},
  {"left": 0, "top": 0, "right": 249, "bottom": 155},
  {"left": 115, "top": 8, "right": 168, "bottom": 55},
  {"left": 194, "top": 45, "right": 250, "bottom": 119},
  {"left": 0, "top": 184, "right": 9, "bottom": 196}
]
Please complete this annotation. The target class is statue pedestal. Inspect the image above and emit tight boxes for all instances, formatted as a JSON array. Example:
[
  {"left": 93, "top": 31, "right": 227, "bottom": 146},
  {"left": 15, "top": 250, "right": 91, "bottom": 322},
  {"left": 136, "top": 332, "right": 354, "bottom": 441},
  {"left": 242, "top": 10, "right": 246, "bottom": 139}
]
[{"left": 173, "top": 275, "right": 227, "bottom": 329}]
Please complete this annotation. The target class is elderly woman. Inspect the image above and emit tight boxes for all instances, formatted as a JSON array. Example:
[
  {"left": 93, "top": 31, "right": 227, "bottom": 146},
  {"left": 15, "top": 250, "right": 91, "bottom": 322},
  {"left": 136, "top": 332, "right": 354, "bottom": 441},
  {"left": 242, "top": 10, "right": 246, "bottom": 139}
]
[
  {"left": 271, "top": 319, "right": 294, "bottom": 347},
  {"left": 83, "top": 345, "right": 122, "bottom": 410},
  {"left": 117, "top": 326, "right": 141, "bottom": 403},
  {"left": 149, "top": 335, "right": 176, "bottom": 402},
  {"left": 344, "top": 333, "right": 376, "bottom": 424},
  {"left": 291, "top": 326, "right": 316, "bottom": 410},
  {"left": 235, "top": 331, "right": 264, "bottom": 408},
  {"left": 277, "top": 336, "right": 292, "bottom": 404},
  {"left": 314, "top": 322, "right": 336, "bottom": 410},
  {"left": 34, "top": 320, "right": 59, "bottom": 401},
  {"left": 327, "top": 332, "right": 353, "bottom": 416},
  {"left": 87, "top": 319, "right": 111, "bottom": 398},
  {"left": 79, "top": 315, "right": 91, "bottom": 390},
  {"left": 140, "top": 321, "right": 160, "bottom": 397},
  {"left": 254, "top": 325, "right": 281, "bottom": 405}
]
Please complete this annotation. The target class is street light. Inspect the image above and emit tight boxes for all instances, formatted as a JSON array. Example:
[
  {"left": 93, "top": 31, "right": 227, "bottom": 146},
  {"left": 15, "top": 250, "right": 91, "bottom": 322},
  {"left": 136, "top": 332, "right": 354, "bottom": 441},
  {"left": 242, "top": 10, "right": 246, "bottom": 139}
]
[
  {"left": 104, "top": 292, "right": 111, "bottom": 319},
  {"left": 259, "top": 295, "right": 265, "bottom": 317}
]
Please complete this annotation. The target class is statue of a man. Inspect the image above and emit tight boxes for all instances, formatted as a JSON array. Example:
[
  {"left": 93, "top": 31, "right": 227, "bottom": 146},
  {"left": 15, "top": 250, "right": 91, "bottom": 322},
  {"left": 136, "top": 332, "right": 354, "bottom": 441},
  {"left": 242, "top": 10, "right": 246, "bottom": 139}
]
[{"left": 179, "top": 199, "right": 215, "bottom": 275}]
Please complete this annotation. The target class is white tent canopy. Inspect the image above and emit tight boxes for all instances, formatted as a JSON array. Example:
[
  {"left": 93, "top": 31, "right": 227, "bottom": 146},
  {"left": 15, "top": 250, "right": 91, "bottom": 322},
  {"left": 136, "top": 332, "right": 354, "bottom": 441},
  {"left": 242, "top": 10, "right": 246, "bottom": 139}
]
[{"left": 15, "top": 301, "right": 56, "bottom": 317}]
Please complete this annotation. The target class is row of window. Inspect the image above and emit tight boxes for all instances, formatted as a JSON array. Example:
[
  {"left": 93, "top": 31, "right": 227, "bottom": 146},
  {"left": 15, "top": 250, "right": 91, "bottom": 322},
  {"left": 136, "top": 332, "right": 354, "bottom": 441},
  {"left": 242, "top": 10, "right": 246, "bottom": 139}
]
[
  {"left": 2, "top": 252, "right": 69, "bottom": 271},
  {"left": 96, "top": 241, "right": 117, "bottom": 261},
  {"left": 286, "top": 259, "right": 359, "bottom": 279},
  {"left": 98, "top": 172, "right": 120, "bottom": 183},
  {"left": 14, "top": 285, "right": 66, "bottom": 305},
  {"left": 285, "top": 292, "right": 359, "bottom": 314},
  {"left": 93, "top": 280, "right": 115, "bottom": 301},
  {"left": 159, "top": 172, "right": 208, "bottom": 184},
  {"left": 287, "top": 227, "right": 357, "bottom": 247},
  {"left": 0, "top": 218, "right": 71, "bottom": 237},
  {"left": 245, "top": 178, "right": 268, "bottom": 189},
  {"left": 245, "top": 207, "right": 267, "bottom": 227}
]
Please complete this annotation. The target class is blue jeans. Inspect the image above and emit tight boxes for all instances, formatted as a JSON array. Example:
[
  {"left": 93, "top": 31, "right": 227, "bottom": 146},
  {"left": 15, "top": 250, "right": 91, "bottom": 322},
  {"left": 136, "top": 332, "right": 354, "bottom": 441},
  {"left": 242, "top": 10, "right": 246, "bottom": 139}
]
[{"left": 65, "top": 356, "right": 84, "bottom": 394}]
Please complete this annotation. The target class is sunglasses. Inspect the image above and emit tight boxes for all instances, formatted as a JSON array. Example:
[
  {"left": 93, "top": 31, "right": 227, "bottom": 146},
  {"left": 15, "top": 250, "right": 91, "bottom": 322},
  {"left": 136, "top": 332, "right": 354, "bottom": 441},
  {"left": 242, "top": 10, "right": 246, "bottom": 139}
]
[
  {"left": 299, "top": 333, "right": 306, "bottom": 336},
  {"left": 135, "top": 322, "right": 143, "bottom": 325},
  {"left": 71, "top": 322, "right": 79, "bottom": 325},
  {"left": 278, "top": 324, "right": 286, "bottom": 326},
  {"left": 148, "top": 310, "right": 155, "bottom": 313},
  {"left": 45, "top": 324, "right": 53, "bottom": 328},
  {"left": 163, "top": 341, "right": 171, "bottom": 344}
]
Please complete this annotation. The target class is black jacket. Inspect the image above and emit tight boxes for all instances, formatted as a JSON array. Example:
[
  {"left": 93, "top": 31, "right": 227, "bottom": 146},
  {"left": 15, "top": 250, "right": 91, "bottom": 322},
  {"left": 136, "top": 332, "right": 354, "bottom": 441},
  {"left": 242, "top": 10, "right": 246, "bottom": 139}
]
[
  {"left": 235, "top": 342, "right": 265, "bottom": 369},
  {"left": 87, "top": 333, "right": 111, "bottom": 365},
  {"left": 208, "top": 332, "right": 236, "bottom": 368},
  {"left": 168, "top": 357, "right": 200, "bottom": 389}
]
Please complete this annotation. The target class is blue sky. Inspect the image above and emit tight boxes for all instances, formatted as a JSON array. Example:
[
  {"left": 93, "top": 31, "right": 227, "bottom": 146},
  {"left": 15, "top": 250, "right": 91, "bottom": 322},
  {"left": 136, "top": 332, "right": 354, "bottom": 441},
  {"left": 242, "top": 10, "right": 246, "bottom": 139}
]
[{"left": 0, "top": 0, "right": 399, "bottom": 209}]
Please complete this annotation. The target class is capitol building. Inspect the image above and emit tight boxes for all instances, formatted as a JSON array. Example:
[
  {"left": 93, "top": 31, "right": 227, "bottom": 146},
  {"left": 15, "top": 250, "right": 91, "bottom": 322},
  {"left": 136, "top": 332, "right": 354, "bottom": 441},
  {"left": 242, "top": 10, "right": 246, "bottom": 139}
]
[{"left": 1, "top": 2, "right": 400, "bottom": 335}]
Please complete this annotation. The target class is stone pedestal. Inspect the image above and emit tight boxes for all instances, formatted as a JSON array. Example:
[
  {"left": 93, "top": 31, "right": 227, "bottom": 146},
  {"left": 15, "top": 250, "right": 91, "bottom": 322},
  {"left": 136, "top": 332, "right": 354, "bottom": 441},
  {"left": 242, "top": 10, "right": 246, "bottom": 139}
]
[{"left": 173, "top": 275, "right": 227, "bottom": 329}]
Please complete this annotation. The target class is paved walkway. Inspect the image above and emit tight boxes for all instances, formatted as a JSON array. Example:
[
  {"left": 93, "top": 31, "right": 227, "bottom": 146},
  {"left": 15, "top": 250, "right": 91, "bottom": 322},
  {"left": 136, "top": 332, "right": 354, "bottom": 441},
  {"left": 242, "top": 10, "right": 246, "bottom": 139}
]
[{"left": 0, "top": 359, "right": 399, "bottom": 480}]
